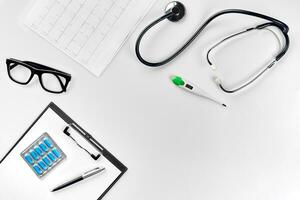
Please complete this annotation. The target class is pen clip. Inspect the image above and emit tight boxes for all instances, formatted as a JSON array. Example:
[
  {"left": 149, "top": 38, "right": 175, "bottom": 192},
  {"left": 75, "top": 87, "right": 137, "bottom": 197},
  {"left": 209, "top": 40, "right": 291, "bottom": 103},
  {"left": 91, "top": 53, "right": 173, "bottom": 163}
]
[
  {"left": 82, "top": 167, "right": 105, "bottom": 179},
  {"left": 84, "top": 167, "right": 100, "bottom": 175}
]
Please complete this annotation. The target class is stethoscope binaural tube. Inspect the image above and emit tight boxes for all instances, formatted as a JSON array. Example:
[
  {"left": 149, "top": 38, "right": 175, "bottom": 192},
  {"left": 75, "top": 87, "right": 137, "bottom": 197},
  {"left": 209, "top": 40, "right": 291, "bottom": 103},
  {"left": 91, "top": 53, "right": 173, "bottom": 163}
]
[{"left": 207, "top": 22, "right": 289, "bottom": 93}]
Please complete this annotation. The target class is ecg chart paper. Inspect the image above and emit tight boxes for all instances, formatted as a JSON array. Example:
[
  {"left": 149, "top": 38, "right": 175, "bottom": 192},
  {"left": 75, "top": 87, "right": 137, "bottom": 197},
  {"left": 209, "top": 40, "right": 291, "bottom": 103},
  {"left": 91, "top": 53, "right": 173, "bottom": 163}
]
[{"left": 25, "top": 0, "right": 156, "bottom": 76}]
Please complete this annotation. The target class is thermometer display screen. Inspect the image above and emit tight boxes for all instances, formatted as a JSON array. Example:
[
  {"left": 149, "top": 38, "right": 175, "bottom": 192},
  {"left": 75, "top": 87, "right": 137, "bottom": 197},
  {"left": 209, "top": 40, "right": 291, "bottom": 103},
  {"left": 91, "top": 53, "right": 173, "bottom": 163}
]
[{"left": 185, "top": 84, "right": 193, "bottom": 90}]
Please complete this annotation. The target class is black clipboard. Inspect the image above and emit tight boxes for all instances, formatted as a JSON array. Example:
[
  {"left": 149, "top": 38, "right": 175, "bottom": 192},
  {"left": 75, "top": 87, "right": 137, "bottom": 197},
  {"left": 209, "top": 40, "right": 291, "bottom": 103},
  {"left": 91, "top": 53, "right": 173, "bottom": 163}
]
[{"left": 0, "top": 102, "right": 127, "bottom": 200}]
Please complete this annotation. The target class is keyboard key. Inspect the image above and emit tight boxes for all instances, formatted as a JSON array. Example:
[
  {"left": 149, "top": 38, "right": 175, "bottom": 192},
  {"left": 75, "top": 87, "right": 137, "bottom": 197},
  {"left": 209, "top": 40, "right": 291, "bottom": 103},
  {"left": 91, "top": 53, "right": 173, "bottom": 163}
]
[
  {"left": 43, "top": 138, "right": 53, "bottom": 148},
  {"left": 52, "top": 148, "right": 62, "bottom": 158},
  {"left": 24, "top": 154, "right": 34, "bottom": 165},
  {"left": 33, "top": 165, "right": 43, "bottom": 175}
]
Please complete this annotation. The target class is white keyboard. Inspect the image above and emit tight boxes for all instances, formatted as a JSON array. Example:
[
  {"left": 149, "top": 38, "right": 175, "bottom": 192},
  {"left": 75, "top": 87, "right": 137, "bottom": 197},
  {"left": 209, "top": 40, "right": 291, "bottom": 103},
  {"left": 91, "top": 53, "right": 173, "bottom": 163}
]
[{"left": 25, "top": 0, "right": 156, "bottom": 76}]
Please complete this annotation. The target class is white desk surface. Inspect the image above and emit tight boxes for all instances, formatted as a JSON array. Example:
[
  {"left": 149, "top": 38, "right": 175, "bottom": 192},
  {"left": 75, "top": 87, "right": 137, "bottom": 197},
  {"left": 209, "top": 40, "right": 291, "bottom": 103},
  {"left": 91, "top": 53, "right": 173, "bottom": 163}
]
[{"left": 0, "top": 0, "right": 300, "bottom": 199}]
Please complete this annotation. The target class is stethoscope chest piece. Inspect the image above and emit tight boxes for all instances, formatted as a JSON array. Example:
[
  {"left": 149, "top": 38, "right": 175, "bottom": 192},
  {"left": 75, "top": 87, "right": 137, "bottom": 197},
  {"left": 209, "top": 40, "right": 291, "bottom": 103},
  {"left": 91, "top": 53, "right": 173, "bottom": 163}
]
[{"left": 165, "top": 1, "right": 185, "bottom": 22}]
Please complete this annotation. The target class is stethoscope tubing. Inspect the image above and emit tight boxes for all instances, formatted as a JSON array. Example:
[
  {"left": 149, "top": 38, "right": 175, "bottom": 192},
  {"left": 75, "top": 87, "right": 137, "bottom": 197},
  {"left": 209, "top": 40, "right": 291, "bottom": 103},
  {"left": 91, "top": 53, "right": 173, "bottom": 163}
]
[{"left": 135, "top": 9, "right": 290, "bottom": 67}]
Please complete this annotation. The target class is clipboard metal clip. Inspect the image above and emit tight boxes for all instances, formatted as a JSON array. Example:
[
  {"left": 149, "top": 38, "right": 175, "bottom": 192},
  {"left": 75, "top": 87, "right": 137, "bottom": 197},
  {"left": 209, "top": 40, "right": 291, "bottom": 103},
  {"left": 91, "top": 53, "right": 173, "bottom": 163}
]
[{"left": 63, "top": 124, "right": 102, "bottom": 161}]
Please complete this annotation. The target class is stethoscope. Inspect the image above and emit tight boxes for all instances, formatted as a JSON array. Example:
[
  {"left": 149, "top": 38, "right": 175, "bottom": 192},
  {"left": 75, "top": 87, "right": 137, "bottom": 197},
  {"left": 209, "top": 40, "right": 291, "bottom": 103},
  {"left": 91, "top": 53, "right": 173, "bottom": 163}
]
[{"left": 135, "top": 1, "right": 290, "bottom": 93}]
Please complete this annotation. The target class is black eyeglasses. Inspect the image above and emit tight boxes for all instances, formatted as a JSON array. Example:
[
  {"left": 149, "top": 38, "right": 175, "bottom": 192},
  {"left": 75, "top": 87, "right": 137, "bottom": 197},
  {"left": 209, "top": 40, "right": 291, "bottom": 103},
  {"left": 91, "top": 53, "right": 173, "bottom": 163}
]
[{"left": 6, "top": 58, "right": 71, "bottom": 94}]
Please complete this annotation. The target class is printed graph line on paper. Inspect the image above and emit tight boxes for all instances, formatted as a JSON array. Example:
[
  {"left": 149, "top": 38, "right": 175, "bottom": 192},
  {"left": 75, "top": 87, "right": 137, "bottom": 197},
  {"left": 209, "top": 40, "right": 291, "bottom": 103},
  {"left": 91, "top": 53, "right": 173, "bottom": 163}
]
[
  {"left": 74, "top": 0, "right": 117, "bottom": 59},
  {"left": 64, "top": 1, "right": 100, "bottom": 49},
  {"left": 82, "top": 0, "right": 133, "bottom": 62},
  {"left": 55, "top": 0, "right": 89, "bottom": 42},
  {"left": 31, "top": 0, "right": 57, "bottom": 30},
  {"left": 65, "top": 0, "right": 116, "bottom": 56},
  {"left": 48, "top": 0, "right": 73, "bottom": 36}
]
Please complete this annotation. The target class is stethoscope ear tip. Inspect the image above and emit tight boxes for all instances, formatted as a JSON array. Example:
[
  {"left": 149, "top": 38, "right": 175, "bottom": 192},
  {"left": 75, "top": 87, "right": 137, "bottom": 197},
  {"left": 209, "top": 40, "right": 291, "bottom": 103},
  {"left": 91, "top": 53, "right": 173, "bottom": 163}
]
[
  {"left": 213, "top": 76, "right": 222, "bottom": 84},
  {"left": 210, "top": 64, "right": 217, "bottom": 70}
]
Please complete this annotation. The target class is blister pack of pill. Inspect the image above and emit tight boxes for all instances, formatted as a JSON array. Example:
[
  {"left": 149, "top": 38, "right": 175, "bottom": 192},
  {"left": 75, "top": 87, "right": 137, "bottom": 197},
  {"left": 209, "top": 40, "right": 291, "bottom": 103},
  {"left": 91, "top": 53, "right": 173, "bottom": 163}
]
[{"left": 21, "top": 132, "right": 66, "bottom": 178}]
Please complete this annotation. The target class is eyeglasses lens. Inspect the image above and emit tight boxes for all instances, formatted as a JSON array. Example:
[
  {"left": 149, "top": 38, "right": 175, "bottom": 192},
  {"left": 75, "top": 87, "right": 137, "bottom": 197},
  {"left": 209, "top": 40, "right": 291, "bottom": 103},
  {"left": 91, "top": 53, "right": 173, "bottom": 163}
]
[
  {"left": 41, "top": 73, "right": 65, "bottom": 93},
  {"left": 8, "top": 63, "right": 32, "bottom": 84}
]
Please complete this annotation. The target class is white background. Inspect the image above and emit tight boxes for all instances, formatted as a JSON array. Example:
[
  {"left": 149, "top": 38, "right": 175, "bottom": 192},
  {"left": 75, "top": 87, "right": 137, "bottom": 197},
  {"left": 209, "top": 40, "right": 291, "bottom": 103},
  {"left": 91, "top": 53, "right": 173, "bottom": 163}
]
[{"left": 0, "top": 0, "right": 300, "bottom": 200}]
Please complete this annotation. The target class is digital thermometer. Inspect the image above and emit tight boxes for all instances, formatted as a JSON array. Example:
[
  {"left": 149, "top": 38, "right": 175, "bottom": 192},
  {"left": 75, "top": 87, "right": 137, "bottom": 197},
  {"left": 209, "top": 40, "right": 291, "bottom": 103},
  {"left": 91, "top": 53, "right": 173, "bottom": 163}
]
[{"left": 171, "top": 75, "right": 227, "bottom": 107}]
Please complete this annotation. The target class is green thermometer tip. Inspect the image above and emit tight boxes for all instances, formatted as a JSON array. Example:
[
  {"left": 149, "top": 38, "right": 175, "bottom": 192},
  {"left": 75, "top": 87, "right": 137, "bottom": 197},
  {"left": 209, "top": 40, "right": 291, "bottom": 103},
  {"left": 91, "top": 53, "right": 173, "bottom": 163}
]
[{"left": 171, "top": 75, "right": 185, "bottom": 86}]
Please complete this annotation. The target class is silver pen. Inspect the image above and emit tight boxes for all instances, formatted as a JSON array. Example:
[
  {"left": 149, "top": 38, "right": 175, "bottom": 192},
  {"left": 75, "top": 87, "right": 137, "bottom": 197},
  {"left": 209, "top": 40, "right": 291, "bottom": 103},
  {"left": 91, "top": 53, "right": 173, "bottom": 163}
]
[{"left": 51, "top": 167, "right": 105, "bottom": 192}]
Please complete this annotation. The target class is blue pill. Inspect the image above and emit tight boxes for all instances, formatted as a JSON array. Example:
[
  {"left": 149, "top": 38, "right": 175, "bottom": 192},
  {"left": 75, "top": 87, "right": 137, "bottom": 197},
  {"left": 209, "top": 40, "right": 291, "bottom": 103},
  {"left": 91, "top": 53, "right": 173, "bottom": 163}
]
[
  {"left": 33, "top": 165, "right": 43, "bottom": 175},
  {"left": 42, "top": 156, "right": 52, "bottom": 166},
  {"left": 39, "top": 142, "right": 48, "bottom": 152},
  {"left": 24, "top": 154, "right": 34, "bottom": 165},
  {"left": 38, "top": 160, "right": 48, "bottom": 171},
  {"left": 43, "top": 138, "right": 53, "bottom": 148},
  {"left": 47, "top": 152, "right": 56, "bottom": 162},
  {"left": 34, "top": 146, "right": 43, "bottom": 156},
  {"left": 29, "top": 150, "right": 39, "bottom": 160},
  {"left": 52, "top": 148, "right": 61, "bottom": 158}
]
